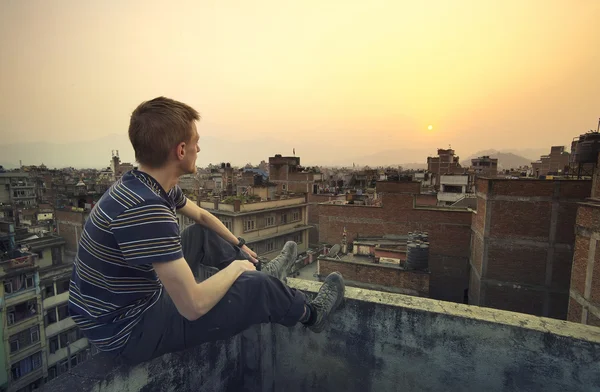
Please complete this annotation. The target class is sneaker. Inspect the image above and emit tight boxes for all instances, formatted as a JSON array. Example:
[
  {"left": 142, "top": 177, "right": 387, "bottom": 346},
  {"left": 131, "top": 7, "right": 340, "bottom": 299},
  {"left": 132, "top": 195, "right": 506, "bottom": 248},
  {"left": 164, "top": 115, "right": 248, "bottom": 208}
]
[
  {"left": 262, "top": 241, "right": 297, "bottom": 282},
  {"left": 308, "top": 272, "right": 345, "bottom": 333}
]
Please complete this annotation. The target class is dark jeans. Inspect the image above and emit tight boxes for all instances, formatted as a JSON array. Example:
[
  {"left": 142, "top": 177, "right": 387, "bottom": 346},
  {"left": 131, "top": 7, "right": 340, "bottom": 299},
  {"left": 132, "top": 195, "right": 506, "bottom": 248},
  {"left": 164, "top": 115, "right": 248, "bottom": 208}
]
[{"left": 118, "top": 224, "right": 307, "bottom": 364}]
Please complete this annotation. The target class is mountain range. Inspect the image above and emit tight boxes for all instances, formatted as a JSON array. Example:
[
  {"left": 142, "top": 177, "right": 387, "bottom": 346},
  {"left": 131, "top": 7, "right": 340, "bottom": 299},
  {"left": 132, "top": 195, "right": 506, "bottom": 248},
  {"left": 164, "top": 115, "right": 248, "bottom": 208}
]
[
  {"left": 460, "top": 149, "right": 547, "bottom": 169},
  {"left": 0, "top": 136, "right": 550, "bottom": 170}
]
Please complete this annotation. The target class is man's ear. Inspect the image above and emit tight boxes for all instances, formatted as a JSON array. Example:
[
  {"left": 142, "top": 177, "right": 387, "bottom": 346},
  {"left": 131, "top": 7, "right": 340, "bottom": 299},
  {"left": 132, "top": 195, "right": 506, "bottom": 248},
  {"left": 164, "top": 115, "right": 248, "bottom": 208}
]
[{"left": 176, "top": 142, "right": 186, "bottom": 160}]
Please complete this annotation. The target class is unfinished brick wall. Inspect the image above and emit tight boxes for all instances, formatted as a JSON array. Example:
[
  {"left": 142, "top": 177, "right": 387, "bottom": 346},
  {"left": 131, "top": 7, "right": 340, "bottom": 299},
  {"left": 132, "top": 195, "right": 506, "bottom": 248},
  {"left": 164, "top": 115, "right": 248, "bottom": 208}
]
[
  {"left": 472, "top": 178, "right": 592, "bottom": 320},
  {"left": 319, "top": 258, "right": 429, "bottom": 296},
  {"left": 567, "top": 158, "right": 600, "bottom": 325},
  {"left": 319, "top": 189, "right": 472, "bottom": 303},
  {"left": 307, "top": 193, "right": 346, "bottom": 245},
  {"left": 56, "top": 210, "right": 88, "bottom": 255}
]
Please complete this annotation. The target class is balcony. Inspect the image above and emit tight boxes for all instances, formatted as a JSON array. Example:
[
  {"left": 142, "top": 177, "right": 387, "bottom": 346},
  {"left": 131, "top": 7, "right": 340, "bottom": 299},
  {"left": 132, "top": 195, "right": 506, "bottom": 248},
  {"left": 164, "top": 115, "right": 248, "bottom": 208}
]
[
  {"left": 437, "top": 192, "right": 466, "bottom": 203},
  {"left": 1, "top": 254, "right": 35, "bottom": 272},
  {"left": 42, "top": 279, "right": 600, "bottom": 392}
]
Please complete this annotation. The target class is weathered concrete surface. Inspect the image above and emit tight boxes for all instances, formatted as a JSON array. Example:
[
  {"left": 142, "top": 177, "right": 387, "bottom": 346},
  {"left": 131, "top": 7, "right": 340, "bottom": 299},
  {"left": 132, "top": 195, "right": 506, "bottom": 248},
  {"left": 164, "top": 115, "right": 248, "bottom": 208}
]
[
  {"left": 42, "top": 278, "right": 600, "bottom": 392},
  {"left": 41, "top": 336, "right": 243, "bottom": 392},
  {"left": 265, "top": 279, "right": 600, "bottom": 392}
]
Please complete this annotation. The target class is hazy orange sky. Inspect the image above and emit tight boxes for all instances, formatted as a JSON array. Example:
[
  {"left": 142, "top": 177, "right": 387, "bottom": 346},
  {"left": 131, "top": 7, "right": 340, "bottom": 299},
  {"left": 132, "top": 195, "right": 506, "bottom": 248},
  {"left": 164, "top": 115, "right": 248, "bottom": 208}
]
[{"left": 1, "top": 1, "right": 599, "bottom": 165}]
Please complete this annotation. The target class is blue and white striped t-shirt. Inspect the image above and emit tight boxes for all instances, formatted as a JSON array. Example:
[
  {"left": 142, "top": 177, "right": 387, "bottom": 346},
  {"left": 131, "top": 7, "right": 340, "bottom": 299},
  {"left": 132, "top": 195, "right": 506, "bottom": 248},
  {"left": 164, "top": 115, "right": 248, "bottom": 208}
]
[{"left": 68, "top": 170, "right": 187, "bottom": 352}]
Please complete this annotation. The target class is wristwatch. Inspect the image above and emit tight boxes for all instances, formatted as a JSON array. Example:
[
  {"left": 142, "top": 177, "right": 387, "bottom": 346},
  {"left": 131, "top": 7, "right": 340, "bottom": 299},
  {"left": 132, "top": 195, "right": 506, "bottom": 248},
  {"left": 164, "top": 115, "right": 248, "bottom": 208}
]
[{"left": 236, "top": 237, "right": 246, "bottom": 248}]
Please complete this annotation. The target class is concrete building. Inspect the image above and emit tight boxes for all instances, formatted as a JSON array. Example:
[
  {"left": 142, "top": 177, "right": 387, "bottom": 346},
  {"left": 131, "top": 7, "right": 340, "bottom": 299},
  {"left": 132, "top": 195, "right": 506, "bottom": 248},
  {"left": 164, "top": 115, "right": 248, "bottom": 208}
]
[
  {"left": 437, "top": 174, "right": 472, "bottom": 206},
  {"left": 471, "top": 156, "right": 498, "bottom": 177},
  {"left": 0, "top": 173, "right": 37, "bottom": 208},
  {"left": 199, "top": 196, "right": 311, "bottom": 260},
  {"left": 0, "top": 226, "right": 46, "bottom": 392},
  {"left": 568, "top": 152, "right": 600, "bottom": 326},
  {"left": 470, "top": 177, "right": 591, "bottom": 319},
  {"left": 531, "top": 146, "right": 570, "bottom": 177},
  {"left": 41, "top": 279, "right": 600, "bottom": 392}
]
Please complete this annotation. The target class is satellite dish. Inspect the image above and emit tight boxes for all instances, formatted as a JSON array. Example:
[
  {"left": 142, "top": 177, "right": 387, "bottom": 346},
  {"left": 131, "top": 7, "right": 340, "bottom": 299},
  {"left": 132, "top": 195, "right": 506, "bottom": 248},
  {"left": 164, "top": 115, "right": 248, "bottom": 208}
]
[{"left": 327, "top": 244, "right": 341, "bottom": 259}]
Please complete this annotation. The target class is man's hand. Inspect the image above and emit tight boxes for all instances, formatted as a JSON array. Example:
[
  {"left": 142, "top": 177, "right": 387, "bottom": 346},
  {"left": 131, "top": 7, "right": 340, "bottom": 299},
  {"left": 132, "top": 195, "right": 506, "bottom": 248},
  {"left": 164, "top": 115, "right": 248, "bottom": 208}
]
[
  {"left": 241, "top": 245, "right": 258, "bottom": 263},
  {"left": 231, "top": 259, "right": 256, "bottom": 273}
]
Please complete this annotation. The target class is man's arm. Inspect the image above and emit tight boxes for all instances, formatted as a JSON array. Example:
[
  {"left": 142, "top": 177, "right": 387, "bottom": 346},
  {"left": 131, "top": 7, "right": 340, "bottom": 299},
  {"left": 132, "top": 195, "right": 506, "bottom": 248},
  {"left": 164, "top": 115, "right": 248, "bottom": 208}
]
[
  {"left": 179, "top": 198, "right": 258, "bottom": 262},
  {"left": 153, "top": 257, "right": 255, "bottom": 321}
]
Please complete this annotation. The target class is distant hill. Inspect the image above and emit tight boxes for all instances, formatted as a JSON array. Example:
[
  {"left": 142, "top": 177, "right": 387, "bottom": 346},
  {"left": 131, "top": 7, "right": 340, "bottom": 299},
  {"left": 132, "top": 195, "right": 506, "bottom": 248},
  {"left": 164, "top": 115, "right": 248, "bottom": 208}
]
[{"left": 461, "top": 150, "right": 536, "bottom": 170}]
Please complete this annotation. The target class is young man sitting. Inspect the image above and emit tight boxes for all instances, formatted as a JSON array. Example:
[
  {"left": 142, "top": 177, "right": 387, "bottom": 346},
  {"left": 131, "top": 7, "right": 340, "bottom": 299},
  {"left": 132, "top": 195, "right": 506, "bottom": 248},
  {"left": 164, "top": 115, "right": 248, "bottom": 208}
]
[{"left": 68, "top": 96, "right": 345, "bottom": 364}]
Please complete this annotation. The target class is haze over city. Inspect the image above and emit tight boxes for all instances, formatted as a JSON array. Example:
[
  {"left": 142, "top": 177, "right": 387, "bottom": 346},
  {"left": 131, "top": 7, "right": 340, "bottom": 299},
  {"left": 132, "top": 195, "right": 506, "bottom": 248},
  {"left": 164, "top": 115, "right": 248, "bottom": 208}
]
[{"left": 1, "top": 0, "right": 599, "bottom": 168}]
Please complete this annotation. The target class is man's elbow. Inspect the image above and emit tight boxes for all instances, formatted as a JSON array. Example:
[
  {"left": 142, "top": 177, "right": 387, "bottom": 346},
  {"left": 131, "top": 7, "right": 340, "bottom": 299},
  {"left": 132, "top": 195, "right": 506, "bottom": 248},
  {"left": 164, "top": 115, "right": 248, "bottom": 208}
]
[{"left": 180, "top": 301, "right": 207, "bottom": 321}]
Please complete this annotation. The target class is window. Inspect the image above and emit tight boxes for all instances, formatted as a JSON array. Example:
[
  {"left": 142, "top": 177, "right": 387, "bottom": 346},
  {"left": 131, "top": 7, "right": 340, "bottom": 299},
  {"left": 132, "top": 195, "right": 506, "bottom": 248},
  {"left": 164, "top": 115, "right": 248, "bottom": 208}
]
[
  {"left": 48, "top": 366, "right": 57, "bottom": 381},
  {"left": 8, "top": 300, "right": 37, "bottom": 326},
  {"left": 32, "top": 353, "right": 41, "bottom": 368},
  {"left": 58, "top": 359, "right": 68, "bottom": 374},
  {"left": 281, "top": 213, "right": 288, "bottom": 224},
  {"left": 11, "top": 352, "right": 42, "bottom": 381},
  {"left": 292, "top": 210, "right": 300, "bottom": 222},
  {"left": 220, "top": 218, "right": 232, "bottom": 232},
  {"left": 37, "top": 251, "right": 44, "bottom": 260},
  {"left": 265, "top": 215, "right": 275, "bottom": 227},
  {"left": 56, "top": 279, "right": 70, "bottom": 295},
  {"left": 294, "top": 233, "right": 303, "bottom": 244},
  {"left": 49, "top": 336, "right": 59, "bottom": 354},
  {"left": 57, "top": 304, "right": 69, "bottom": 321},
  {"left": 282, "top": 184, "right": 287, "bottom": 191},
  {"left": 45, "top": 307, "right": 57, "bottom": 326},
  {"left": 10, "top": 340, "right": 19, "bottom": 353},
  {"left": 30, "top": 326, "right": 39, "bottom": 343},
  {"left": 44, "top": 284, "right": 55, "bottom": 299},
  {"left": 59, "top": 332, "right": 68, "bottom": 348},
  {"left": 3, "top": 274, "right": 35, "bottom": 296},
  {"left": 7, "top": 311, "right": 15, "bottom": 325},
  {"left": 244, "top": 218, "right": 255, "bottom": 232},
  {"left": 67, "top": 328, "right": 78, "bottom": 343},
  {"left": 266, "top": 241, "right": 275, "bottom": 253}
]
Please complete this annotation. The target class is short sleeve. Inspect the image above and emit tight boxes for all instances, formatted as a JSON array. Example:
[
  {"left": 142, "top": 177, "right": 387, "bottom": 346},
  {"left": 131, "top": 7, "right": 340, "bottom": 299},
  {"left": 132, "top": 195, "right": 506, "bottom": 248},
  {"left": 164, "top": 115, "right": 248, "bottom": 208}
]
[
  {"left": 111, "top": 204, "right": 183, "bottom": 265},
  {"left": 170, "top": 185, "right": 187, "bottom": 209}
]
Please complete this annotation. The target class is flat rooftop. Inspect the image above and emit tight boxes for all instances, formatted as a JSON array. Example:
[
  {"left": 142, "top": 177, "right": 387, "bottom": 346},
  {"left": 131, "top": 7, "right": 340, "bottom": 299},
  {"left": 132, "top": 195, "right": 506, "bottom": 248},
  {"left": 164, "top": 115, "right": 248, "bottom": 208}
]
[{"left": 42, "top": 279, "right": 600, "bottom": 392}]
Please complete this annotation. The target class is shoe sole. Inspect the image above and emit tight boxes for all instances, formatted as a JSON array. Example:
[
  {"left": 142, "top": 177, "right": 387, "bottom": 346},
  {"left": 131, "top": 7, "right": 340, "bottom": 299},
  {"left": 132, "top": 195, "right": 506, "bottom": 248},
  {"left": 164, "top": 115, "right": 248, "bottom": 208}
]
[{"left": 310, "top": 272, "right": 345, "bottom": 333}]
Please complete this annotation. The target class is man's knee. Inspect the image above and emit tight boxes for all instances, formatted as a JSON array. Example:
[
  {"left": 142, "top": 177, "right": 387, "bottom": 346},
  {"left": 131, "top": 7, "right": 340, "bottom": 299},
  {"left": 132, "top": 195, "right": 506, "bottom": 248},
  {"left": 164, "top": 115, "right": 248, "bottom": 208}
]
[{"left": 181, "top": 223, "right": 209, "bottom": 239}]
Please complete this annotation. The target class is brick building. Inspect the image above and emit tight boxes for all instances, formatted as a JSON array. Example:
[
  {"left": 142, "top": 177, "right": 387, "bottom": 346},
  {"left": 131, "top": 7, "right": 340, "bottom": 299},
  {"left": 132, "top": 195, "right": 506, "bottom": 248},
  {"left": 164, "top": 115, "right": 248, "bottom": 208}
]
[
  {"left": 55, "top": 209, "right": 89, "bottom": 258},
  {"left": 268, "top": 155, "right": 324, "bottom": 194},
  {"left": 426, "top": 149, "right": 465, "bottom": 191},
  {"left": 531, "top": 146, "right": 570, "bottom": 177},
  {"left": 471, "top": 156, "right": 498, "bottom": 177},
  {"left": 568, "top": 153, "right": 600, "bottom": 326},
  {"left": 306, "top": 193, "right": 346, "bottom": 245},
  {"left": 318, "top": 236, "right": 430, "bottom": 297},
  {"left": 318, "top": 180, "right": 472, "bottom": 303},
  {"left": 470, "top": 178, "right": 591, "bottom": 319}
]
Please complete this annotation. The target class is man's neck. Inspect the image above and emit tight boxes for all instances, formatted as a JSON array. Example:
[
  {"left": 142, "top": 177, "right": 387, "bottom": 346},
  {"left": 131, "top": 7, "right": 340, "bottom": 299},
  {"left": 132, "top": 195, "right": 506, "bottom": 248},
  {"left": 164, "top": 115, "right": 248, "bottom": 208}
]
[{"left": 138, "top": 165, "right": 180, "bottom": 193}]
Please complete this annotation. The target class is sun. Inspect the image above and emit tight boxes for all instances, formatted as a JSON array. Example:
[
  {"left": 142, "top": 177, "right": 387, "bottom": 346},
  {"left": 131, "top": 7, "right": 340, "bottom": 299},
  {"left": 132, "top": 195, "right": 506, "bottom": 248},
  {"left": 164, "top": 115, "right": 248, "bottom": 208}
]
[{"left": 428, "top": 125, "right": 433, "bottom": 131}]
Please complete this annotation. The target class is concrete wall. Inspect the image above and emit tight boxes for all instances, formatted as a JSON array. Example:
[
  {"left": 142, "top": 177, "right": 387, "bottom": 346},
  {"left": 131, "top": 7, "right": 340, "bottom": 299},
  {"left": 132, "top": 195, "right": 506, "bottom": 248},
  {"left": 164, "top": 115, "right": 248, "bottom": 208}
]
[
  {"left": 42, "top": 279, "right": 600, "bottom": 392},
  {"left": 42, "top": 338, "right": 244, "bottom": 392},
  {"left": 259, "top": 280, "right": 600, "bottom": 392}
]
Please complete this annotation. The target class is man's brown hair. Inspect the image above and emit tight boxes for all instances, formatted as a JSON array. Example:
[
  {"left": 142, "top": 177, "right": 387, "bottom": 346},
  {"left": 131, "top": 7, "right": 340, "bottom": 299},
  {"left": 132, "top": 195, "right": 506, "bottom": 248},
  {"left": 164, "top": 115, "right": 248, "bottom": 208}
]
[{"left": 128, "top": 97, "right": 200, "bottom": 168}]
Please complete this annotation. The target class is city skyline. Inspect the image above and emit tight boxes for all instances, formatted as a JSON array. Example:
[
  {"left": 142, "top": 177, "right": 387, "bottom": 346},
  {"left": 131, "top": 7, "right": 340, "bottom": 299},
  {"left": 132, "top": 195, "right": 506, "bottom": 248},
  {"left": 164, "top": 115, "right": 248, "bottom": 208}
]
[{"left": 1, "top": 1, "right": 600, "bottom": 167}]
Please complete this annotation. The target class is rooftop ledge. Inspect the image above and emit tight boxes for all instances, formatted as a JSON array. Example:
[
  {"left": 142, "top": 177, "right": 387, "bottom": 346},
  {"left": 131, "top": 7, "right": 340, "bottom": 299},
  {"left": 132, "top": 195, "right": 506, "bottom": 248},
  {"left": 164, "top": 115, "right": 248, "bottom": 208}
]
[{"left": 43, "top": 279, "right": 600, "bottom": 392}]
